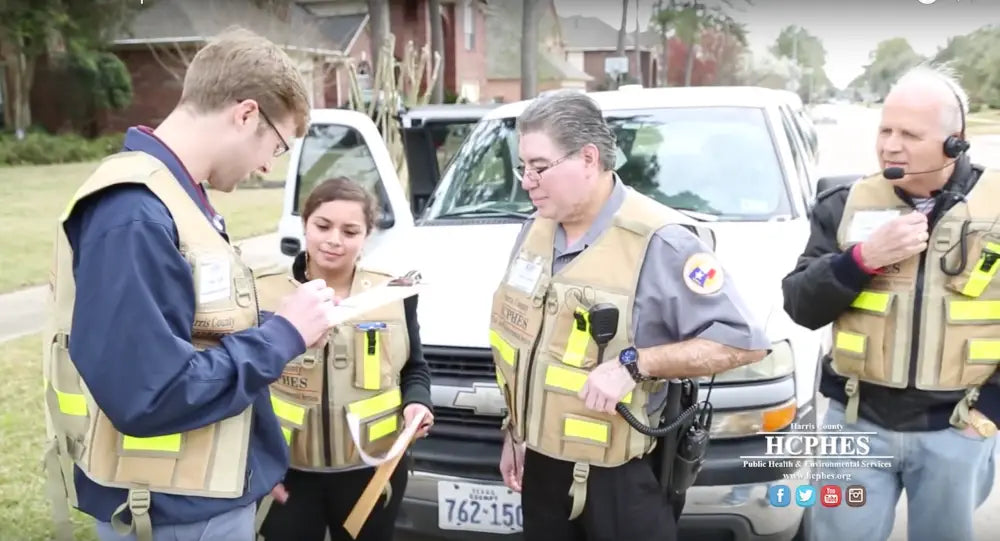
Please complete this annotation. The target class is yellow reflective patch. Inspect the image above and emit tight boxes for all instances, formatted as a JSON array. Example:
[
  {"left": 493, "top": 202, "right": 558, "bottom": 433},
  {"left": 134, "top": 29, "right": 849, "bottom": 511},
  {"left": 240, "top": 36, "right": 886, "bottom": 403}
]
[
  {"left": 545, "top": 364, "right": 632, "bottom": 404},
  {"left": 122, "top": 433, "right": 181, "bottom": 453},
  {"left": 495, "top": 366, "right": 506, "bottom": 388},
  {"left": 56, "top": 390, "right": 87, "bottom": 417},
  {"left": 270, "top": 395, "right": 306, "bottom": 427},
  {"left": 489, "top": 331, "right": 516, "bottom": 367},
  {"left": 835, "top": 331, "right": 866, "bottom": 354},
  {"left": 961, "top": 243, "right": 1000, "bottom": 298},
  {"left": 851, "top": 291, "right": 891, "bottom": 313},
  {"left": 362, "top": 330, "right": 381, "bottom": 390},
  {"left": 563, "top": 417, "right": 608, "bottom": 443},
  {"left": 368, "top": 415, "right": 398, "bottom": 441},
  {"left": 949, "top": 300, "right": 1000, "bottom": 321},
  {"left": 562, "top": 308, "right": 590, "bottom": 367},
  {"left": 281, "top": 426, "right": 292, "bottom": 445},
  {"left": 968, "top": 339, "right": 1000, "bottom": 362},
  {"left": 348, "top": 389, "right": 401, "bottom": 420}
]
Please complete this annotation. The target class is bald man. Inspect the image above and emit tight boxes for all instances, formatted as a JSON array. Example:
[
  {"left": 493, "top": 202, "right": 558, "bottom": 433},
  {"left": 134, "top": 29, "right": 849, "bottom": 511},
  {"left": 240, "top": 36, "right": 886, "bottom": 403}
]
[{"left": 781, "top": 66, "right": 1000, "bottom": 541}]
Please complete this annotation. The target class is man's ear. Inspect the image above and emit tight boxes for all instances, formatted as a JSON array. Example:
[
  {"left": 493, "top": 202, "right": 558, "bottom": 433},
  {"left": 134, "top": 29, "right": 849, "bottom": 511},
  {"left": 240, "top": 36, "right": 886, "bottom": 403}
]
[
  {"left": 581, "top": 143, "right": 600, "bottom": 168},
  {"left": 233, "top": 99, "right": 259, "bottom": 129}
]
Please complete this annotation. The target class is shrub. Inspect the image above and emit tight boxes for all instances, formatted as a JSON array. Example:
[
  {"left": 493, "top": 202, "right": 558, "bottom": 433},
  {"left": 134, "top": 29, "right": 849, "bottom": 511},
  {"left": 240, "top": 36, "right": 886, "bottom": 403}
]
[{"left": 0, "top": 132, "right": 125, "bottom": 166}]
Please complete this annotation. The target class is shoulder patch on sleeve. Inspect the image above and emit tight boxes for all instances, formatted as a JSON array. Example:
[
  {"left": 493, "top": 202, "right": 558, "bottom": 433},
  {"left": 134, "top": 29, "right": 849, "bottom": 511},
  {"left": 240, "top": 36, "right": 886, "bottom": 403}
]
[{"left": 682, "top": 252, "right": 724, "bottom": 295}]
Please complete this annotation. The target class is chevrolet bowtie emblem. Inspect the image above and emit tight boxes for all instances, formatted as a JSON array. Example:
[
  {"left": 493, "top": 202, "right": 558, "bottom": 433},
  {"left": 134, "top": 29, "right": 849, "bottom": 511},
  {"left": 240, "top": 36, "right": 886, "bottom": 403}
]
[{"left": 452, "top": 383, "right": 507, "bottom": 416}]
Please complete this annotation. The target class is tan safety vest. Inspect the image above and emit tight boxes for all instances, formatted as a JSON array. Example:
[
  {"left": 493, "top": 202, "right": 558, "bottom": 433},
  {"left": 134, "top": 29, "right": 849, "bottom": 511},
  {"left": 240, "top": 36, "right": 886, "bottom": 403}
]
[
  {"left": 488, "top": 189, "right": 710, "bottom": 519},
  {"left": 254, "top": 266, "right": 410, "bottom": 471},
  {"left": 832, "top": 169, "right": 1000, "bottom": 425},
  {"left": 41, "top": 152, "right": 259, "bottom": 541}
]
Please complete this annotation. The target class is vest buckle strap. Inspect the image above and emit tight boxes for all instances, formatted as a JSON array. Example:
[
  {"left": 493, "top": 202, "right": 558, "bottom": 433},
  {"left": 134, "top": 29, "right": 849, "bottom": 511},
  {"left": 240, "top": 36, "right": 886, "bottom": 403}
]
[
  {"left": 844, "top": 377, "right": 860, "bottom": 424},
  {"left": 567, "top": 462, "right": 590, "bottom": 520},
  {"left": 111, "top": 488, "right": 153, "bottom": 541}
]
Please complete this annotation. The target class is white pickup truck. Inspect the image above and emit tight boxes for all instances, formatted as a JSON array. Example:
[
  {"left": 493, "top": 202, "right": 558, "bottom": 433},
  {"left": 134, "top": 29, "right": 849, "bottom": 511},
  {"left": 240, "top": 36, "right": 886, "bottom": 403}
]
[{"left": 275, "top": 87, "right": 846, "bottom": 541}]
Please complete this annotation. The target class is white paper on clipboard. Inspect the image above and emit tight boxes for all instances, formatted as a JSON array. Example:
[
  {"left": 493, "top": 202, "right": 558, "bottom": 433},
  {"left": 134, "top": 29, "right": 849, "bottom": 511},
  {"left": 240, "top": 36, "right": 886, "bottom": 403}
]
[
  {"left": 345, "top": 410, "right": 427, "bottom": 466},
  {"left": 324, "top": 273, "right": 426, "bottom": 328}
]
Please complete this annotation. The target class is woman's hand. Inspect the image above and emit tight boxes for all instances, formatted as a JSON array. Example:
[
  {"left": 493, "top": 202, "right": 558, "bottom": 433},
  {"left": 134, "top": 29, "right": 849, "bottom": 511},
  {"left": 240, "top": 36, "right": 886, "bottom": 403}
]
[
  {"left": 270, "top": 482, "right": 289, "bottom": 504},
  {"left": 403, "top": 403, "right": 434, "bottom": 439}
]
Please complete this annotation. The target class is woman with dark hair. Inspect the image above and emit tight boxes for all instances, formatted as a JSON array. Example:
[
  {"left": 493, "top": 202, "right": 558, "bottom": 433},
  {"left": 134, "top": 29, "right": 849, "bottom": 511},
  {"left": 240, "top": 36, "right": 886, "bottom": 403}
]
[{"left": 254, "top": 176, "right": 433, "bottom": 541}]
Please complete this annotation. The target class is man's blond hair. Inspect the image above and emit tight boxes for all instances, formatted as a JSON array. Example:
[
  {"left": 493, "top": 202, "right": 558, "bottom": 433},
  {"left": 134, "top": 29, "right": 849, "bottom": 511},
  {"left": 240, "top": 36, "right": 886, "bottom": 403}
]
[{"left": 180, "top": 26, "right": 310, "bottom": 137}]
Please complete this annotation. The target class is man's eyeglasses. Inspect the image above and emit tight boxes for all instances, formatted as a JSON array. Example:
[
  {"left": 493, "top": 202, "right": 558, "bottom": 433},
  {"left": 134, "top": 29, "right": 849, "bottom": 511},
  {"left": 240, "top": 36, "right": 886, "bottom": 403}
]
[
  {"left": 515, "top": 149, "right": 578, "bottom": 181},
  {"left": 238, "top": 98, "right": 289, "bottom": 157},
  {"left": 258, "top": 106, "right": 290, "bottom": 158}
]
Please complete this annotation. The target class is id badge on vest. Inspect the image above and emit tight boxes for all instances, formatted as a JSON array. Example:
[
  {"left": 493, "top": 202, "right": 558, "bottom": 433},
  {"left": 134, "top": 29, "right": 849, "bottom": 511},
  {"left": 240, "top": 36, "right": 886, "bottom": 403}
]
[{"left": 506, "top": 254, "right": 544, "bottom": 297}]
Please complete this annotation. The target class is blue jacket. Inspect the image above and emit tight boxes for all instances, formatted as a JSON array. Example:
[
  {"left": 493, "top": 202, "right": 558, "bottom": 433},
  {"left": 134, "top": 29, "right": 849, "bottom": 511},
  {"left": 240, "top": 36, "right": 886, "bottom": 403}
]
[{"left": 64, "top": 127, "right": 304, "bottom": 525}]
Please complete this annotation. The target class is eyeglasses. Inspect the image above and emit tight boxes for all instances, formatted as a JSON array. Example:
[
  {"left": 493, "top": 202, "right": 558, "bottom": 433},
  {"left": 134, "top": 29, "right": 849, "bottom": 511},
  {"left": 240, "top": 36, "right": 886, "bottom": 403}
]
[
  {"left": 258, "top": 106, "right": 290, "bottom": 158},
  {"left": 515, "top": 149, "right": 578, "bottom": 181},
  {"left": 237, "top": 98, "right": 289, "bottom": 157}
]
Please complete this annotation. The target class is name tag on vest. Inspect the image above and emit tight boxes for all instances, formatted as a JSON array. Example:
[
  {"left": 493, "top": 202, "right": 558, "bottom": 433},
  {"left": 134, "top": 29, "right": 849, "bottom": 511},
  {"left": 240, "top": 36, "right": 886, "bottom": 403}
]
[
  {"left": 198, "top": 256, "right": 231, "bottom": 304},
  {"left": 847, "top": 210, "right": 900, "bottom": 243},
  {"left": 507, "top": 255, "right": 543, "bottom": 295}
]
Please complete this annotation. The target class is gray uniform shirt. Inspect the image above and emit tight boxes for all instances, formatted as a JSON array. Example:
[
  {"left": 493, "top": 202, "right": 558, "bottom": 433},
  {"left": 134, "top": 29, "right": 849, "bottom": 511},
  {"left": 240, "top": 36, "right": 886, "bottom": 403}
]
[{"left": 508, "top": 177, "right": 770, "bottom": 358}]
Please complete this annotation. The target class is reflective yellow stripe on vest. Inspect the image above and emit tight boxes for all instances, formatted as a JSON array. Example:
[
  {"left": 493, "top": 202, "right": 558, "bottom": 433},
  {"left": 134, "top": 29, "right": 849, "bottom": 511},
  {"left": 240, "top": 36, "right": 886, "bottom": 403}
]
[
  {"left": 545, "top": 364, "right": 632, "bottom": 404},
  {"left": 271, "top": 395, "right": 307, "bottom": 445},
  {"left": 835, "top": 331, "right": 867, "bottom": 356},
  {"left": 347, "top": 388, "right": 402, "bottom": 442},
  {"left": 46, "top": 380, "right": 87, "bottom": 416},
  {"left": 362, "top": 329, "right": 381, "bottom": 390},
  {"left": 962, "top": 242, "right": 1000, "bottom": 298},
  {"left": 562, "top": 308, "right": 591, "bottom": 367},
  {"left": 564, "top": 416, "right": 609, "bottom": 444},
  {"left": 489, "top": 331, "right": 515, "bottom": 367},
  {"left": 948, "top": 299, "right": 1000, "bottom": 322},
  {"left": 122, "top": 434, "right": 182, "bottom": 453},
  {"left": 850, "top": 290, "right": 892, "bottom": 313}
]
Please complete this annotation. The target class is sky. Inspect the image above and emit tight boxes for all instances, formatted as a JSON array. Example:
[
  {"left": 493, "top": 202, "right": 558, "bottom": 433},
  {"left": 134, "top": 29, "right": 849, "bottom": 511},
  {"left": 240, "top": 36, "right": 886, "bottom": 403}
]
[{"left": 553, "top": 0, "right": 999, "bottom": 88}]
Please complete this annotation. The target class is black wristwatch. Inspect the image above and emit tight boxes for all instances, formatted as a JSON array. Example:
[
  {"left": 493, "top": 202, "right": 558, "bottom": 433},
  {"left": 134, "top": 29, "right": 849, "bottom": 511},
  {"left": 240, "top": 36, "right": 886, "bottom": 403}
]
[{"left": 618, "top": 346, "right": 645, "bottom": 383}]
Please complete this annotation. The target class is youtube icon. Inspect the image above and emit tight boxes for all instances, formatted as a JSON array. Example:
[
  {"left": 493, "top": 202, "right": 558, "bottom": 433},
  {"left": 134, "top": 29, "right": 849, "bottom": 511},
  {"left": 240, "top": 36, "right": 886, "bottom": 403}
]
[{"left": 821, "top": 485, "right": 842, "bottom": 507}]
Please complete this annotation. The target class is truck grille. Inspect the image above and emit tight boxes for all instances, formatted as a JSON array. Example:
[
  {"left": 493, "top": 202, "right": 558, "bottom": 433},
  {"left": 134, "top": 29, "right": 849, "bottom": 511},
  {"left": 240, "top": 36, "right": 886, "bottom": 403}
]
[
  {"left": 424, "top": 345, "right": 495, "bottom": 379},
  {"left": 432, "top": 406, "right": 504, "bottom": 442}
]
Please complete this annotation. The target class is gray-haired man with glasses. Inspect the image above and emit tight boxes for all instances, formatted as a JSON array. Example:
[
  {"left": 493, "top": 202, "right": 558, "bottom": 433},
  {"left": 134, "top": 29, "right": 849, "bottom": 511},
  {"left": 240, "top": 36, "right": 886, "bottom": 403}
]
[{"left": 487, "top": 90, "right": 769, "bottom": 540}]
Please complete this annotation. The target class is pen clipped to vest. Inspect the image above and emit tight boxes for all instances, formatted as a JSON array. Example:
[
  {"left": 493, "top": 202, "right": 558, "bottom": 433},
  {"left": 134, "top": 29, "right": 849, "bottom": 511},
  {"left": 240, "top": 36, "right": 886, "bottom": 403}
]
[{"left": 586, "top": 303, "right": 715, "bottom": 500}]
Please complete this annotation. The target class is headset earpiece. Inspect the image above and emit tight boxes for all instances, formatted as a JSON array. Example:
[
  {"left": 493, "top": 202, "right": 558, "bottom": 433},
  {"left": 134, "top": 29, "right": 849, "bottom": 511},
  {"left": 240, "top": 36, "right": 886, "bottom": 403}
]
[
  {"left": 943, "top": 80, "right": 969, "bottom": 158},
  {"left": 944, "top": 135, "right": 970, "bottom": 158}
]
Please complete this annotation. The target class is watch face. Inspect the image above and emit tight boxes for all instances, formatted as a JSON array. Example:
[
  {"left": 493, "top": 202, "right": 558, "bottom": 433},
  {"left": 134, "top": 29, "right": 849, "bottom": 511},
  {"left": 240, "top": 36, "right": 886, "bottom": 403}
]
[{"left": 620, "top": 348, "right": 637, "bottom": 362}]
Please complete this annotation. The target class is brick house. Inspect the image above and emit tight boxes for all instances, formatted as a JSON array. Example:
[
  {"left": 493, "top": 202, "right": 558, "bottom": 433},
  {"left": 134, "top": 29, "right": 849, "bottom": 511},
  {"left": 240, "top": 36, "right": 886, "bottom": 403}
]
[
  {"left": 30, "top": 0, "right": 490, "bottom": 135},
  {"left": 313, "top": 0, "right": 489, "bottom": 106},
  {"left": 559, "top": 15, "right": 659, "bottom": 91},
  {"left": 483, "top": 1, "right": 592, "bottom": 103}
]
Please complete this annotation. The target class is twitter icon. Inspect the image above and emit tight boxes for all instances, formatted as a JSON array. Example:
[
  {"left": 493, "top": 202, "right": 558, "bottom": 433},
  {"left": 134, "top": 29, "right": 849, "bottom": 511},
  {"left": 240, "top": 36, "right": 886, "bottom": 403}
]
[{"left": 796, "top": 484, "right": 817, "bottom": 507}]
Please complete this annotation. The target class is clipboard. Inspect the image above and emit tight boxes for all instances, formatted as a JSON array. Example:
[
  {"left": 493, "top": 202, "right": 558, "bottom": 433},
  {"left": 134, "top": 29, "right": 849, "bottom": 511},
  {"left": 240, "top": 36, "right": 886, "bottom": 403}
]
[{"left": 325, "top": 270, "right": 425, "bottom": 328}]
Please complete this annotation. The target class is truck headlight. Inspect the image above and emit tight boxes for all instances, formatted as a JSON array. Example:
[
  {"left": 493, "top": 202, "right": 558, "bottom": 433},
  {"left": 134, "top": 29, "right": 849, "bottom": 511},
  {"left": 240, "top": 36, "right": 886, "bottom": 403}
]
[
  {"left": 700, "top": 340, "right": 795, "bottom": 383},
  {"left": 710, "top": 397, "right": 797, "bottom": 439}
]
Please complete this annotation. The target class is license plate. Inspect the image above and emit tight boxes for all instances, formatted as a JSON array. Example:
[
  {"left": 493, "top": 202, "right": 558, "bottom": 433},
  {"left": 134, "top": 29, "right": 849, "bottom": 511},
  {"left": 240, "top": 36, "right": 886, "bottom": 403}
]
[{"left": 437, "top": 480, "right": 523, "bottom": 534}]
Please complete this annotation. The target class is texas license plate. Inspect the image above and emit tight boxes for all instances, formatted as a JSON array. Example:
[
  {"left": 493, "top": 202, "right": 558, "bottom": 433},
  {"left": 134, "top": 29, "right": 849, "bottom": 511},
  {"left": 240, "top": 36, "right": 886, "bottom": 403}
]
[{"left": 437, "top": 480, "right": 523, "bottom": 534}]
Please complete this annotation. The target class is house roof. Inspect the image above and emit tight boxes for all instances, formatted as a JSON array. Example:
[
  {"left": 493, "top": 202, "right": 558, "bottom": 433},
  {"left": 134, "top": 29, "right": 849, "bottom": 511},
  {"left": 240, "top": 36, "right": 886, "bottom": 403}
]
[
  {"left": 113, "top": 0, "right": 347, "bottom": 55},
  {"left": 559, "top": 15, "right": 658, "bottom": 51},
  {"left": 485, "top": 2, "right": 592, "bottom": 82}
]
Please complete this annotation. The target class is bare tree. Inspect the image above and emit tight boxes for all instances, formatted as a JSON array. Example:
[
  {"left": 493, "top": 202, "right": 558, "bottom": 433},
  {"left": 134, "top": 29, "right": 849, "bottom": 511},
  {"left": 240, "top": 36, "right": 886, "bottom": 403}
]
[
  {"left": 429, "top": 0, "right": 444, "bottom": 103},
  {"left": 616, "top": 0, "right": 628, "bottom": 57},
  {"left": 520, "top": 0, "right": 538, "bottom": 99}
]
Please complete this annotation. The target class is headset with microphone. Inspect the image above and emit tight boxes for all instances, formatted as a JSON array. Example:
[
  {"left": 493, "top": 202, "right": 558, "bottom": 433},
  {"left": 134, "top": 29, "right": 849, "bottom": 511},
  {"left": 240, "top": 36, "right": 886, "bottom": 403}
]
[{"left": 882, "top": 82, "right": 970, "bottom": 180}]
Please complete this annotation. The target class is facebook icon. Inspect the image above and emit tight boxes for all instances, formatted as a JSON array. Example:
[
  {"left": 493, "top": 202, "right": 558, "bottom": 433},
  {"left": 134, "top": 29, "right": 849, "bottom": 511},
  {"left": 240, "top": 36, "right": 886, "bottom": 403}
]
[{"left": 768, "top": 484, "right": 791, "bottom": 507}]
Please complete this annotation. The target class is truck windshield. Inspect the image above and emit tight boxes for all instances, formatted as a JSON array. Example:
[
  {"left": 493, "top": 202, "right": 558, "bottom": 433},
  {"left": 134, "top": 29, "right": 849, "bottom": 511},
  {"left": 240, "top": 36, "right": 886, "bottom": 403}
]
[
  {"left": 293, "top": 123, "right": 385, "bottom": 215},
  {"left": 423, "top": 106, "right": 792, "bottom": 221}
]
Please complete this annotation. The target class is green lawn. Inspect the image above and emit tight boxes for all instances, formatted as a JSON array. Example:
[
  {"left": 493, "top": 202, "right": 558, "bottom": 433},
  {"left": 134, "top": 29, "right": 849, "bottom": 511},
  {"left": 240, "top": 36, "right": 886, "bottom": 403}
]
[
  {"left": 0, "top": 157, "right": 289, "bottom": 294},
  {"left": 0, "top": 333, "right": 98, "bottom": 541}
]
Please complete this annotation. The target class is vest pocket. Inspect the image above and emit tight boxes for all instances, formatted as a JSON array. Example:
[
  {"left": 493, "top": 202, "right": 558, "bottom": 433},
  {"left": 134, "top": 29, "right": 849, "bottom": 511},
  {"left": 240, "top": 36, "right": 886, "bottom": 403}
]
[
  {"left": 546, "top": 306, "right": 598, "bottom": 369},
  {"left": 536, "top": 373, "right": 629, "bottom": 464},
  {"left": 945, "top": 233, "right": 1000, "bottom": 298},
  {"left": 353, "top": 323, "right": 393, "bottom": 390},
  {"left": 46, "top": 337, "right": 89, "bottom": 451},
  {"left": 270, "top": 394, "right": 308, "bottom": 445},
  {"left": 344, "top": 389, "right": 403, "bottom": 463},
  {"left": 941, "top": 299, "right": 1000, "bottom": 386},
  {"left": 831, "top": 290, "right": 903, "bottom": 383}
]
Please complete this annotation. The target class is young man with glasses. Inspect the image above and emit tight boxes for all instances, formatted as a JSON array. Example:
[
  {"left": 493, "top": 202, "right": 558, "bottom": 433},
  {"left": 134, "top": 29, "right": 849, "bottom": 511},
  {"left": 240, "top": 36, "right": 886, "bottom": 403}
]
[
  {"left": 41, "top": 27, "right": 335, "bottom": 541},
  {"left": 488, "top": 90, "right": 770, "bottom": 540}
]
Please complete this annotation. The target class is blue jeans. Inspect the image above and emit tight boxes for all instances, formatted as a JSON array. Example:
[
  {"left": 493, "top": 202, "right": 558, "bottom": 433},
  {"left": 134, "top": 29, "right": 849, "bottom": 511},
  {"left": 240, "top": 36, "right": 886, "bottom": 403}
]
[
  {"left": 810, "top": 400, "right": 996, "bottom": 541},
  {"left": 95, "top": 502, "right": 255, "bottom": 541}
]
